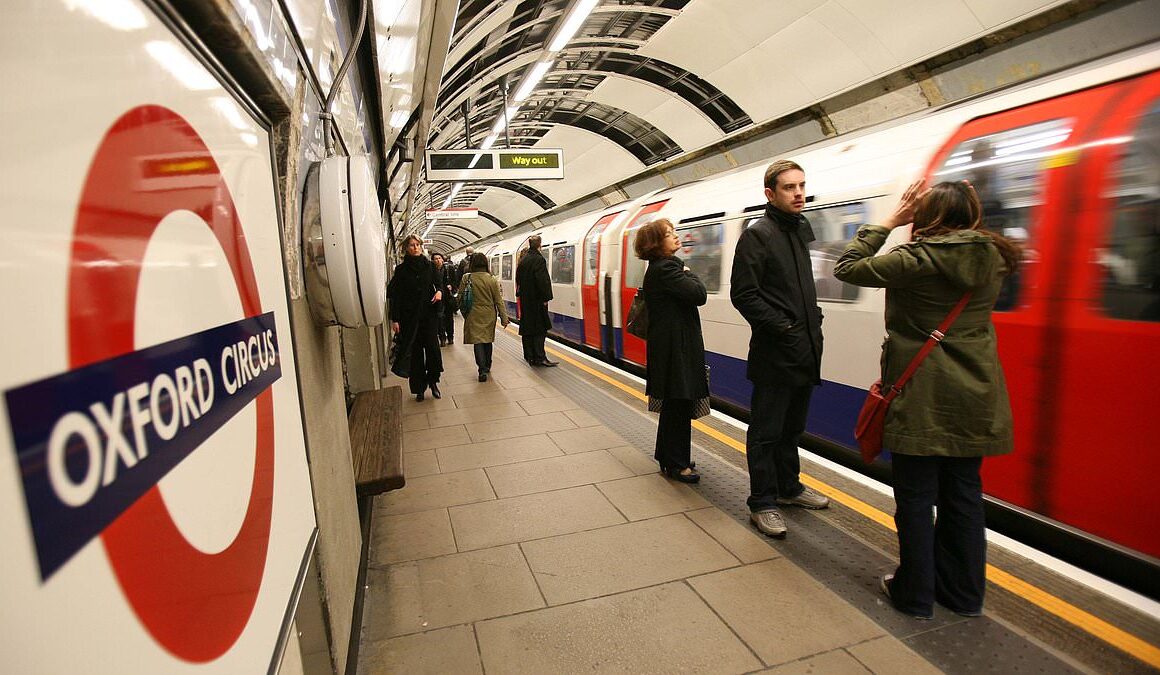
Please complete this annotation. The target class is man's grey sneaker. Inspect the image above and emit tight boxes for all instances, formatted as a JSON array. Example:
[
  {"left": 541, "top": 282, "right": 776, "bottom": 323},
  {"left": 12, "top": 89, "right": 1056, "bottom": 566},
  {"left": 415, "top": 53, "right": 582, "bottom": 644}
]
[
  {"left": 777, "top": 486, "right": 830, "bottom": 509},
  {"left": 750, "top": 510, "right": 787, "bottom": 538}
]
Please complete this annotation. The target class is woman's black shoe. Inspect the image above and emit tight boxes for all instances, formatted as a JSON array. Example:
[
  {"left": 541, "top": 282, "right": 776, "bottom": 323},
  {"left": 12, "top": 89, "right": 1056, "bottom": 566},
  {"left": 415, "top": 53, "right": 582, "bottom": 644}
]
[
  {"left": 478, "top": 372, "right": 487, "bottom": 382},
  {"left": 416, "top": 392, "right": 424, "bottom": 401},
  {"left": 661, "top": 466, "right": 700, "bottom": 483},
  {"left": 430, "top": 383, "right": 441, "bottom": 399}
]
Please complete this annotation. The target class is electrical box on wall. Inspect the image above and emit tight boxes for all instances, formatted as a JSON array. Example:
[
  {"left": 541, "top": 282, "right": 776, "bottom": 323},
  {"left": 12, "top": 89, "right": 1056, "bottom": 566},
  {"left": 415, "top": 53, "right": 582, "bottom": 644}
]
[{"left": 302, "top": 155, "right": 386, "bottom": 328}]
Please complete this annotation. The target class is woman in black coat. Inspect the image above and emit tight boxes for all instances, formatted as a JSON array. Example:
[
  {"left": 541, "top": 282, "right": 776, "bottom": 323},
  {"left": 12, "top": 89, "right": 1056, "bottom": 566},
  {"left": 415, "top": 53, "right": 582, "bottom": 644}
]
[
  {"left": 636, "top": 218, "right": 709, "bottom": 483},
  {"left": 388, "top": 235, "right": 443, "bottom": 400}
]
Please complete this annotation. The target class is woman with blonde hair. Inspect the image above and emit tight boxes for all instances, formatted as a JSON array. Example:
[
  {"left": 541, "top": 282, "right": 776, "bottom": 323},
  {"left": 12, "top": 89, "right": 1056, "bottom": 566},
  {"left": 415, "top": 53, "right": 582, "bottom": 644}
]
[
  {"left": 388, "top": 235, "right": 443, "bottom": 400},
  {"left": 635, "top": 218, "right": 708, "bottom": 483},
  {"left": 834, "top": 180, "right": 1019, "bottom": 619}
]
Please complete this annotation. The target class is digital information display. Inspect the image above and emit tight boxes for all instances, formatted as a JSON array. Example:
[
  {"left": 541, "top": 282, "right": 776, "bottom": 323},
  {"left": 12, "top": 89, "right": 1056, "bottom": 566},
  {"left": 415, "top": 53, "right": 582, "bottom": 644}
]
[{"left": 425, "top": 148, "right": 564, "bottom": 181}]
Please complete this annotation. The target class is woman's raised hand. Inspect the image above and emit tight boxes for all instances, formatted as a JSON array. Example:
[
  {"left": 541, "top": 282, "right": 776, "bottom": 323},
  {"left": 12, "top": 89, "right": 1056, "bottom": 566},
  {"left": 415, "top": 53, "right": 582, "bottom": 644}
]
[{"left": 885, "top": 178, "right": 930, "bottom": 230}]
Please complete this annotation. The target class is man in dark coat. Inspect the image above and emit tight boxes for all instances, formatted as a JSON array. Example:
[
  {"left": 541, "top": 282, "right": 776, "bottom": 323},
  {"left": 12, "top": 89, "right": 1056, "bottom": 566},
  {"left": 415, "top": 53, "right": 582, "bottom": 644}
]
[
  {"left": 730, "top": 159, "right": 829, "bottom": 539},
  {"left": 515, "top": 235, "right": 557, "bottom": 366}
]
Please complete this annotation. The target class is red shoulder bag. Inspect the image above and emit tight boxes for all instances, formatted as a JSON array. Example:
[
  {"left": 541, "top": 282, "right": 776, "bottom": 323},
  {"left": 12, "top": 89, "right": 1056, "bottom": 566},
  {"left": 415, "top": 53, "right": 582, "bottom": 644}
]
[{"left": 855, "top": 292, "right": 972, "bottom": 463}]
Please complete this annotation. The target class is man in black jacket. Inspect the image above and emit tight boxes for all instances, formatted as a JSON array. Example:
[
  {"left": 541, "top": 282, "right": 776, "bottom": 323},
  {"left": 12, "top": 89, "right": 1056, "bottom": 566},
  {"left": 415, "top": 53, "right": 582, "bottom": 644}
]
[
  {"left": 730, "top": 159, "right": 829, "bottom": 538},
  {"left": 515, "top": 235, "right": 557, "bottom": 366}
]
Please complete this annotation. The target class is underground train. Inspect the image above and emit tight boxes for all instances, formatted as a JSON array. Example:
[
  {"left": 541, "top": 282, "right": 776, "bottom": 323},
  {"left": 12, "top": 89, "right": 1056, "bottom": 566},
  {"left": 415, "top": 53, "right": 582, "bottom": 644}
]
[{"left": 455, "top": 46, "right": 1160, "bottom": 577}]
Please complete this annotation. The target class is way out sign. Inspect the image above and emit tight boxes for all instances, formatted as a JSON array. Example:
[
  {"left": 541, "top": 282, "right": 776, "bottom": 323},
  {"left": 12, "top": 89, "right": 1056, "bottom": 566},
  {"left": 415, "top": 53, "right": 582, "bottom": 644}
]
[{"left": 0, "top": 4, "right": 315, "bottom": 673}]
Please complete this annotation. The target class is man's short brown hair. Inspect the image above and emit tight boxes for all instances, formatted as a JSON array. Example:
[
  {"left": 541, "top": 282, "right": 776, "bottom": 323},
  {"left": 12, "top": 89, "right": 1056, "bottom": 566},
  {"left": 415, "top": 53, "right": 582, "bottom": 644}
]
[
  {"left": 634, "top": 218, "right": 674, "bottom": 261},
  {"left": 527, "top": 234, "right": 542, "bottom": 250},
  {"left": 763, "top": 159, "right": 804, "bottom": 191}
]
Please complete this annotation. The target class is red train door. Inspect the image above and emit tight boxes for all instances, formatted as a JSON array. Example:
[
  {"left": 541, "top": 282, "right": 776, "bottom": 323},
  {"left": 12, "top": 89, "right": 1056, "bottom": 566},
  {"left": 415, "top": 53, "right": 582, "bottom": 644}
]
[
  {"left": 1043, "top": 70, "right": 1160, "bottom": 558},
  {"left": 620, "top": 201, "right": 668, "bottom": 364},
  {"left": 921, "top": 79, "right": 1125, "bottom": 524},
  {"left": 581, "top": 213, "right": 620, "bottom": 348}
]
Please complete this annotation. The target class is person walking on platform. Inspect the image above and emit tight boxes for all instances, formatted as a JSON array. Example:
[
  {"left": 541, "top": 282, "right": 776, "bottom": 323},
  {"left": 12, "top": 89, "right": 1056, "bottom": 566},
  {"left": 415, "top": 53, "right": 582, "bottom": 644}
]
[
  {"left": 515, "top": 234, "right": 557, "bottom": 367},
  {"left": 730, "top": 159, "right": 830, "bottom": 539},
  {"left": 636, "top": 218, "right": 707, "bottom": 483},
  {"left": 457, "top": 246, "right": 474, "bottom": 281},
  {"left": 432, "top": 252, "right": 456, "bottom": 346},
  {"left": 388, "top": 235, "right": 443, "bottom": 401},
  {"left": 459, "top": 252, "right": 509, "bottom": 382},
  {"left": 834, "top": 179, "right": 1017, "bottom": 620}
]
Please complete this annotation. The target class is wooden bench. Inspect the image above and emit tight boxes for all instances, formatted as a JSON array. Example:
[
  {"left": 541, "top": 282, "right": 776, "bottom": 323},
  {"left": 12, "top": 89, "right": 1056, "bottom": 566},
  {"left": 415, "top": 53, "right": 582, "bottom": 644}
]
[{"left": 347, "top": 385, "right": 405, "bottom": 497}]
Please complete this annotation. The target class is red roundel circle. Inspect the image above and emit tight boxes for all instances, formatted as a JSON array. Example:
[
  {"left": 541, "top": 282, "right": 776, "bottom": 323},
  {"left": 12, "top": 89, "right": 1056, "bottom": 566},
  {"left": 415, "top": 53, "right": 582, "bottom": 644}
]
[{"left": 68, "top": 105, "right": 274, "bottom": 662}]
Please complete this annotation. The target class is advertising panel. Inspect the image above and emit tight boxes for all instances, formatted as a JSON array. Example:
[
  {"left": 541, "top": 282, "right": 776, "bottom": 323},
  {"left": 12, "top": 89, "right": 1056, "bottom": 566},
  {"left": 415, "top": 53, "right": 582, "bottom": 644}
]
[{"left": 0, "top": 2, "right": 317, "bottom": 671}]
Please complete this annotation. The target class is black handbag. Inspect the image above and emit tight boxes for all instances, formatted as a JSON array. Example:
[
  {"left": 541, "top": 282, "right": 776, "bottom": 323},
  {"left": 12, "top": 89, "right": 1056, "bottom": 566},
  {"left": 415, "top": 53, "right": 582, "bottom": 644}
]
[
  {"left": 647, "top": 366, "right": 711, "bottom": 419},
  {"left": 626, "top": 289, "right": 648, "bottom": 339}
]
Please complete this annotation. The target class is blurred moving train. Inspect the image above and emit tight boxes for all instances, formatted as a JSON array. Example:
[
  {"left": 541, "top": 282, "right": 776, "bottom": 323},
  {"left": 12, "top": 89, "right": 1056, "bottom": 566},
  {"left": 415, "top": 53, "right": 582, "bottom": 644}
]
[{"left": 457, "top": 47, "right": 1160, "bottom": 586}]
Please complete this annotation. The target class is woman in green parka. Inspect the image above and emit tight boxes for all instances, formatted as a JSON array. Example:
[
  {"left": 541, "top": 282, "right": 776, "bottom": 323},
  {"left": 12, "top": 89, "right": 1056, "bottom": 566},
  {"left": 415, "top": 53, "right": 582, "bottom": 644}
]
[
  {"left": 458, "top": 253, "right": 509, "bottom": 382},
  {"left": 833, "top": 180, "right": 1020, "bottom": 620}
]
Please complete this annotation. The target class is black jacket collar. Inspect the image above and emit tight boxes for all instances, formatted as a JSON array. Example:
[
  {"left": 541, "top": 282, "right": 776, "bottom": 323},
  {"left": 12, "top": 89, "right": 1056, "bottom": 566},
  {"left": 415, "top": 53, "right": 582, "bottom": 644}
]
[{"left": 765, "top": 203, "right": 815, "bottom": 243}]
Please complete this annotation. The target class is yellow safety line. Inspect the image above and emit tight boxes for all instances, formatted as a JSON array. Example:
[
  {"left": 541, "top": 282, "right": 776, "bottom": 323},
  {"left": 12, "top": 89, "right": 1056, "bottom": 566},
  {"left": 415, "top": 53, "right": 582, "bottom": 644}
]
[{"left": 539, "top": 341, "right": 1160, "bottom": 668}]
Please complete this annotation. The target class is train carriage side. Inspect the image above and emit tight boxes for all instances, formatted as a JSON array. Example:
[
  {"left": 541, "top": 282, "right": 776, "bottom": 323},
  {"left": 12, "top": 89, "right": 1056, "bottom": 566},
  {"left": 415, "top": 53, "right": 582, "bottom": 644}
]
[
  {"left": 541, "top": 219, "right": 589, "bottom": 343},
  {"left": 920, "top": 68, "right": 1160, "bottom": 560}
]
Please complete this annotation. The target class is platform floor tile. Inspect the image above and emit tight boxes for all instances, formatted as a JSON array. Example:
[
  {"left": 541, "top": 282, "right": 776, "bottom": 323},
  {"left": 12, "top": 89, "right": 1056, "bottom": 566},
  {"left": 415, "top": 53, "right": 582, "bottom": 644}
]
[
  {"left": 846, "top": 636, "right": 942, "bottom": 675},
  {"left": 547, "top": 424, "right": 629, "bottom": 453},
  {"left": 376, "top": 468, "right": 495, "bottom": 516},
  {"left": 521, "top": 513, "right": 740, "bottom": 605},
  {"left": 369, "top": 507, "right": 455, "bottom": 565},
  {"left": 596, "top": 472, "right": 711, "bottom": 521},
  {"left": 518, "top": 394, "right": 580, "bottom": 415},
  {"left": 688, "top": 559, "right": 886, "bottom": 666},
  {"left": 686, "top": 507, "right": 780, "bottom": 565},
  {"left": 426, "top": 401, "right": 528, "bottom": 428},
  {"left": 485, "top": 449, "right": 636, "bottom": 497},
  {"left": 435, "top": 433, "right": 565, "bottom": 473},
  {"left": 448, "top": 484, "right": 626, "bottom": 551},
  {"left": 465, "top": 410, "right": 576, "bottom": 443},
  {"left": 363, "top": 544, "right": 544, "bottom": 639},
  {"left": 401, "top": 424, "right": 471, "bottom": 451},
  {"left": 476, "top": 582, "right": 763, "bottom": 674},
  {"left": 357, "top": 625, "right": 482, "bottom": 675}
]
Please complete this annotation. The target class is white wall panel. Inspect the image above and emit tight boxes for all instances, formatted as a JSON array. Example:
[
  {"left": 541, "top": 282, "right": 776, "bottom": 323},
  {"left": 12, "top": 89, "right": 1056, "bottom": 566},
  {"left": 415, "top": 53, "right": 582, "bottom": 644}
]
[
  {"left": 706, "top": 44, "right": 815, "bottom": 122},
  {"left": 810, "top": 1, "right": 896, "bottom": 75},
  {"left": 536, "top": 136, "right": 640, "bottom": 207},
  {"left": 641, "top": 0, "right": 822, "bottom": 74},
  {"left": 587, "top": 78, "right": 720, "bottom": 152},
  {"left": 835, "top": 0, "right": 983, "bottom": 64},
  {"left": 966, "top": 0, "right": 1069, "bottom": 28}
]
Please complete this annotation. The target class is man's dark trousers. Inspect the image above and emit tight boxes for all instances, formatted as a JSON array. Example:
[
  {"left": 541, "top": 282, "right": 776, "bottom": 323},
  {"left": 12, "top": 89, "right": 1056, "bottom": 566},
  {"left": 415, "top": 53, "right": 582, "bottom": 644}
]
[
  {"left": 522, "top": 333, "right": 547, "bottom": 364},
  {"left": 746, "top": 382, "right": 812, "bottom": 512}
]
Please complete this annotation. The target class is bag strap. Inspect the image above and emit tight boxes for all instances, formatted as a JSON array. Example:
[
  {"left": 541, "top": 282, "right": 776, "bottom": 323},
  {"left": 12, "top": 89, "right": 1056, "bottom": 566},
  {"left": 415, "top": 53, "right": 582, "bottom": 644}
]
[{"left": 884, "top": 292, "right": 972, "bottom": 403}]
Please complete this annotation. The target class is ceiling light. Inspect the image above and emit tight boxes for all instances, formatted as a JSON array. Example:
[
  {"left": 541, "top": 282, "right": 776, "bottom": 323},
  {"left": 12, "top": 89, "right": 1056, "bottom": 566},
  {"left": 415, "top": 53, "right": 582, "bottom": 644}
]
[
  {"left": 548, "top": 0, "right": 598, "bottom": 52},
  {"left": 513, "top": 61, "right": 552, "bottom": 103},
  {"left": 66, "top": 0, "right": 147, "bottom": 31}
]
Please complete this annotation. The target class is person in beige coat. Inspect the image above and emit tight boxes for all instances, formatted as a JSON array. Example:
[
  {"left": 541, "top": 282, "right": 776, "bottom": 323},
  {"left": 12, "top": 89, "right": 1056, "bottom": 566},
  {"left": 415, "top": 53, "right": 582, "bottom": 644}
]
[{"left": 458, "top": 252, "right": 509, "bottom": 382}]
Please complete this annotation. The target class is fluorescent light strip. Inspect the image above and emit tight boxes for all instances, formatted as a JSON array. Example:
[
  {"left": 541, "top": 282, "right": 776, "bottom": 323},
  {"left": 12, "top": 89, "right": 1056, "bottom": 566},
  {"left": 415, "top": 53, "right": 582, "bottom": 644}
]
[
  {"left": 548, "top": 0, "right": 598, "bottom": 52},
  {"left": 513, "top": 61, "right": 553, "bottom": 103}
]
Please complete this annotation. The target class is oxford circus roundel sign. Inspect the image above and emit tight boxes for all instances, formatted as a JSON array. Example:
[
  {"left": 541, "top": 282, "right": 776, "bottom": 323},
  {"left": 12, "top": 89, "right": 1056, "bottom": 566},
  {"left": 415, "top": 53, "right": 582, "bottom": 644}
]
[{"left": 68, "top": 105, "right": 274, "bottom": 662}]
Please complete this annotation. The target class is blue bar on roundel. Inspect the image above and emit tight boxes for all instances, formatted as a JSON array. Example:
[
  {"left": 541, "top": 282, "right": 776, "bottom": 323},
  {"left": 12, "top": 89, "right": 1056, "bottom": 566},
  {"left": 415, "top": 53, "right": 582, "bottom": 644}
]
[{"left": 4, "top": 312, "right": 281, "bottom": 581}]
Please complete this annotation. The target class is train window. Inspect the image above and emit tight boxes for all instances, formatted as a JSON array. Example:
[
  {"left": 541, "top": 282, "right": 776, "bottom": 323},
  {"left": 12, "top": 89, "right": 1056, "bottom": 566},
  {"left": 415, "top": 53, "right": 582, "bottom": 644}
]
[
  {"left": 551, "top": 245, "right": 576, "bottom": 284},
  {"left": 674, "top": 222, "right": 724, "bottom": 293},
  {"left": 803, "top": 202, "right": 868, "bottom": 302},
  {"left": 490, "top": 255, "right": 500, "bottom": 276},
  {"left": 1100, "top": 99, "right": 1160, "bottom": 322},
  {"left": 502, "top": 254, "right": 513, "bottom": 281},
  {"left": 935, "top": 117, "right": 1075, "bottom": 311}
]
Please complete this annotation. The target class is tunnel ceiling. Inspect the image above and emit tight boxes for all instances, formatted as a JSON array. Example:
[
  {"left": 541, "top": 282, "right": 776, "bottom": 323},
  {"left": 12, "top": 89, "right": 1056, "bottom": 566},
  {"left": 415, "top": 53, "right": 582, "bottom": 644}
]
[{"left": 395, "top": 0, "right": 1069, "bottom": 253}]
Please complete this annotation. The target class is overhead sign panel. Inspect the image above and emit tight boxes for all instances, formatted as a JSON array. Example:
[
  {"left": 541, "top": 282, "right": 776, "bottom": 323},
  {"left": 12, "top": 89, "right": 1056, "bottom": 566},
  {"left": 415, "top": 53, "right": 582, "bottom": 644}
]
[
  {"left": 425, "top": 208, "right": 478, "bottom": 220},
  {"left": 425, "top": 148, "right": 564, "bottom": 181}
]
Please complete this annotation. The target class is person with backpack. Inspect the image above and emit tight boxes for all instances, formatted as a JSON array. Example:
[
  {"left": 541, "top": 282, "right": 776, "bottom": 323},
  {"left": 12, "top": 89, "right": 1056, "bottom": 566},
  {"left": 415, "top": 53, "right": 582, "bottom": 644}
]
[{"left": 458, "top": 252, "right": 508, "bottom": 382}]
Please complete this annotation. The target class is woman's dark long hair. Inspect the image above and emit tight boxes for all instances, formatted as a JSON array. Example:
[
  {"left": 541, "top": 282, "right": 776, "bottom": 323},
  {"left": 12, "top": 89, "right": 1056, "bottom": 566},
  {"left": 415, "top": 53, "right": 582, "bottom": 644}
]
[
  {"left": 469, "top": 252, "right": 489, "bottom": 272},
  {"left": 912, "top": 181, "right": 1022, "bottom": 273}
]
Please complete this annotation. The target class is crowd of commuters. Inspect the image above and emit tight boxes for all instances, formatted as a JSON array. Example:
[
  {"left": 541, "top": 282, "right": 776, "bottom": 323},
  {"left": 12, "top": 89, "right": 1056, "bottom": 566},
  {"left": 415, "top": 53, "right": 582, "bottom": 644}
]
[{"left": 388, "top": 158, "right": 1017, "bottom": 621}]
